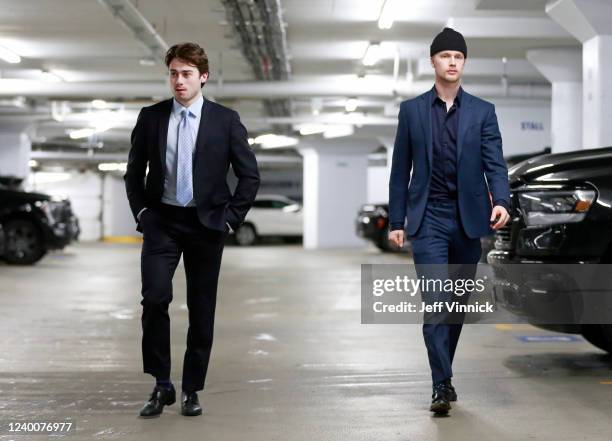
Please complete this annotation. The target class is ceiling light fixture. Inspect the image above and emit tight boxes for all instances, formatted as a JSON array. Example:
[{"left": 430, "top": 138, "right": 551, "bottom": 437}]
[
  {"left": 323, "top": 125, "right": 354, "bottom": 139},
  {"left": 92, "top": 99, "right": 108, "bottom": 109},
  {"left": 345, "top": 98, "right": 358, "bottom": 112},
  {"left": 254, "top": 134, "right": 299, "bottom": 149},
  {"left": 378, "top": 0, "right": 399, "bottom": 30},
  {"left": 0, "top": 43, "right": 21, "bottom": 64},
  {"left": 362, "top": 42, "right": 382, "bottom": 66},
  {"left": 98, "top": 162, "right": 127, "bottom": 172},
  {"left": 298, "top": 124, "right": 328, "bottom": 136}
]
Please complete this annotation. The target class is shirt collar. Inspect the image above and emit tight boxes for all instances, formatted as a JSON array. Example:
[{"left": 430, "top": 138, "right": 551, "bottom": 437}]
[
  {"left": 172, "top": 94, "right": 204, "bottom": 118},
  {"left": 431, "top": 85, "right": 463, "bottom": 107}
]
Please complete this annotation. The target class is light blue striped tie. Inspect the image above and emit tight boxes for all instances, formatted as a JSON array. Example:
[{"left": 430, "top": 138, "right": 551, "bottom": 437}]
[{"left": 176, "top": 109, "right": 194, "bottom": 206}]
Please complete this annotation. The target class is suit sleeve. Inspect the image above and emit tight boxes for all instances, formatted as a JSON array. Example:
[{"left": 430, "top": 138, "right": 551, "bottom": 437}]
[
  {"left": 481, "top": 104, "right": 510, "bottom": 210},
  {"left": 226, "top": 110, "right": 260, "bottom": 229},
  {"left": 124, "top": 108, "right": 149, "bottom": 223},
  {"left": 388, "top": 103, "right": 412, "bottom": 231}
]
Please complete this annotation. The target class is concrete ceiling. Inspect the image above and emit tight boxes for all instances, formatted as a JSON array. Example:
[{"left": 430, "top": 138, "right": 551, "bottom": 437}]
[{"left": 0, "top": 0, "right": 580, "bottom": 159}]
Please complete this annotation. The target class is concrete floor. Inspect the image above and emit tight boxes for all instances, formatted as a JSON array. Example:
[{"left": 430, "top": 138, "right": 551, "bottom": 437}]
[{"left": 1, "top": 242, "right": 611, "bottom": 441}]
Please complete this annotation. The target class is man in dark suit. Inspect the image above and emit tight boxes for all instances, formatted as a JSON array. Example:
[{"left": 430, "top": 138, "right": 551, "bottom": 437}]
[
  {"left": 125, "top": 42, "right": 260, "bottom": 418},
  {"left": 388, "top": 28, "right": 510, "bottom": 415}
]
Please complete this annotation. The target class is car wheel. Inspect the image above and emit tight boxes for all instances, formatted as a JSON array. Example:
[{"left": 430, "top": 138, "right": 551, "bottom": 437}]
[
  {"left": 3, "top": 219, "right": 47, "bottom": 265},
  {"left": 235, "top": 223, "right": 257, "bottom": 246},
  {"left": 581, "top": 325, "right": 612, "bottom": 354}
]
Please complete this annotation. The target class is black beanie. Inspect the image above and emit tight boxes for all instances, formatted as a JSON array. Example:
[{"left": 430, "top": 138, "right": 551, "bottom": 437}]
[{"left": 430, "top": 27, "right": 467, "bottom": 58}]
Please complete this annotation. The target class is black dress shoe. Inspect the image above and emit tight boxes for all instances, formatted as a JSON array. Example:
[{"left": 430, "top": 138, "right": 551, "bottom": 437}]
[
  {"left": 445, "top": 379, "right": 457, "bottom": 402},
  {"left": 181, "top": 391, "right": 202, "bottom": 416},
  {"left": 139, "top": 385, "right": 176, "bottom": 418},
  {"left": 430, "top": 384, "right": 451, "bottom": 414}
]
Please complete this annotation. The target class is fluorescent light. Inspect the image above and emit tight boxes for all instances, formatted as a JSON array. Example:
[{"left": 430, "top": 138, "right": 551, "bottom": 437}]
[
  {"left": 29, "top": 160, "right": 38, "bottom": 168},
  {"left": 139, "top": 58, "right": 156, "bottom": 66},
  {"left": 0, "top": 44, "right": 21, "bottom": 64},
  {"left": 345, "top": 98, "right": 358, "bottom": 112},
  {"left": 248, "top": 137, "right": 255, "bottom": 145},
  {"left": 69, "top": 128, "right": 96, "bottom": 139},
  {"left": 254, "top": 134, "right": 299, "bottom": 149},
  {"left": 31, "top": 172, "right": 72, "bottom": 185},
  {"left": 98, "top": 162, "right": 127, "bottom": 172},
  {"left": 378, "top": 0, "right": 399, "bottom": 29},
  {"left": 91, "top": 99, "right": 108, "bottom": 109},
  {"left": 323, "top": 125, "right": 354, "bottom": 139},
  {"left": 298, "top": 124, "right": 327, "bottom": 135},
  {"left": 362, "top": 42, "right": 382, "bottom": 66},
  {"left": 68, "top": 110, "right": 124, "bottom": 139}
]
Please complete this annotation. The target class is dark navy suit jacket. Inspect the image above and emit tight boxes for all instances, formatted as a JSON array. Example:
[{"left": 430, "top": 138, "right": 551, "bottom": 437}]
[
  {"left": 125, "top": 98, "right": 260, "bottom": 233},
  {"left": 388, "top": 88, "right": 510, "bottom": 239}
]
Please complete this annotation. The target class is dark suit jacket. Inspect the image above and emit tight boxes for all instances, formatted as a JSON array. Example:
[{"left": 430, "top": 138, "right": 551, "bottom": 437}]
[
  {"left": 124, "top": 97, "right": 260, "bottom": 233},
  {"left": 389, "top": 88, "right": 510, "bottom": 239}
]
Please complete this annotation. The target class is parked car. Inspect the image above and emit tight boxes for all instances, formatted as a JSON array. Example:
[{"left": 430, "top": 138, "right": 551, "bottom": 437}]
[
  {"left": 0, "top": 177, "right": 80, "bottom": 265},
  {"left": 355, "top": 203, "right": 410, "bottom": 252},
  {"left": 357, "top": 149, "right": 552, "bottom": 255},
  {"left": 233, "top": 195, "right": 302, "bottom": 246},
  {"left": 487, "top": 146, "right": 612, "bottom": 353}
]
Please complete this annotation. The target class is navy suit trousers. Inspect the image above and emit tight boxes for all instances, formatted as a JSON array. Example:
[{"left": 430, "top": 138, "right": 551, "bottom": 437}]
[{"left": 409, "top": 199, "right": 482, "bottom": 385}]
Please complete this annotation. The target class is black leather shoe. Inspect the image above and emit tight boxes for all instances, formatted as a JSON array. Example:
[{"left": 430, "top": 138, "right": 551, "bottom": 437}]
[
  {"left": 181, "top": 391, "right": 202, "bottom": 416},
  {"left": 139, "top": 385, "right": 176, "bottom": 418},
  {"left": 445, "top": 379, "right": 457, "bottom": 402},
  {"left": 430, "top": 384, "right": 451, "bottom": 414}
]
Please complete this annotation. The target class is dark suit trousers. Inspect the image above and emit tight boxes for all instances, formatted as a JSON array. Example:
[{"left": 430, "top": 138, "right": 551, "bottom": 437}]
[
  {"left": 409, "top": 199, "right": 481, "bottom": 385},
  {"left": 139, "top": 203, "right": 227, "bottom": 392}
]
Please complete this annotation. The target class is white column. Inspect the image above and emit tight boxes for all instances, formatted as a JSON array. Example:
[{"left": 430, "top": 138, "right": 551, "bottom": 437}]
[
  {"left": 582, "top": 35, "right": 612, "bottom": 148},
  {"left": 526, "top": 48, "right": 582, "bottom": 153},
  {"left": 0, "top": 121, "right": 32, "bottom": 179},
  {"left": 299, "top": 139, "right": 375, "bottom": 249},
  {"left": 102, "top": 173, "right": 139, "bottom": 238},
  {"left": 547, "top": 0, "right": 612, "bottom": 149}
]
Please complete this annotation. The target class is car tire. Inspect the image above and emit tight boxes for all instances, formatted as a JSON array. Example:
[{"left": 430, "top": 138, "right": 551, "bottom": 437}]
[
  {"left": 3, "top": 219, "right": 47, "bottom": 265},
  {"left": 581, "top": 325, "right": 612, "bottom": 354},
  {"left": 234, "top": 223, "right": 257, "bottom": 246}
]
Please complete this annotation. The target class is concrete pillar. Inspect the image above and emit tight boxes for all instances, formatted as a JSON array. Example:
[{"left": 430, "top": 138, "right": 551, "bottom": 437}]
[
  {"left": 582, "top": 36, "right": 612, "bottom": 148},
  {"left": 298, "top": 139, "right": 375, "bottom": 249},
  {"left": 547, "top": 0, "right": 612, "bottom": 148},
  {"left": 0, "top": 121, "right": 32, "bottom": 179},
  {"left": 102, "top": 173, "right": 139, "bottom": 239},
  {"left": 526, "top": 49, "right": 582, "bottom": 153}
]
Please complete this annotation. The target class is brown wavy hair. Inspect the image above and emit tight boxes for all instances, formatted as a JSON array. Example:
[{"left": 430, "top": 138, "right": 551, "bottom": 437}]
[{"left": 165, "top": 42, "right": 209, "bottom": 88}]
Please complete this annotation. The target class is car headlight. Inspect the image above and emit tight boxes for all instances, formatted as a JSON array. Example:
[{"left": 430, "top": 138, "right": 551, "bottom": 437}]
[{"left": 518, "top": 189, "right": 595, "bottom": 227}]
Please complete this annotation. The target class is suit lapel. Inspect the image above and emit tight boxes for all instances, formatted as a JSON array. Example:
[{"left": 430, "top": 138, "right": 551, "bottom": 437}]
[
  {"left": 456, "top": 91, "right": 473, "bottom": 166},
  {"left": 194, "top": 98, "right": 210, "bottom": 168},
  {"left": 157, "top": 99, "right": 172, "bottom": 170},
  {"left": 418, "top": 89, "right": 434, "bottom": 170}
]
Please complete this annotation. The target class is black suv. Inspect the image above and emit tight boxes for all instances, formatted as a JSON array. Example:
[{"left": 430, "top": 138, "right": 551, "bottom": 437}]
[
  {"left": 488, "top": 146, "right": 612, "bottom": 353},
  {"left": 0, "top": 177, "right": 79, "bottom": 265}
]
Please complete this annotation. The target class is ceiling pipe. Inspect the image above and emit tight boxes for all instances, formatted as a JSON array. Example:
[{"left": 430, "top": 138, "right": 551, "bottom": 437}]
[
  {"left": 0, "top": 79, "right": 551, "bottom": 99},
  {"left": 97, "top": 0, "right": 168, "bottom": 62},
  {"left": 30, "top": 150, "right": 302, "bottom": 164}
]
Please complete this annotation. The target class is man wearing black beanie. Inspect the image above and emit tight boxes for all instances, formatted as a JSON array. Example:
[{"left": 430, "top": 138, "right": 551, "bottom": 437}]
[{"left": 388, "top": 27, "right": 510, "bottom": 415}]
